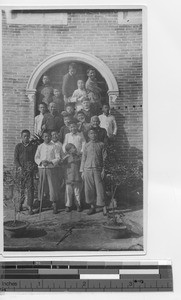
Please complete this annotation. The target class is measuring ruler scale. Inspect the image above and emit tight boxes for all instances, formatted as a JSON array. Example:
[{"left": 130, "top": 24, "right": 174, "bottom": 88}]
[{"left": 0, "top": 260, "right": 173, "bottom": 292}]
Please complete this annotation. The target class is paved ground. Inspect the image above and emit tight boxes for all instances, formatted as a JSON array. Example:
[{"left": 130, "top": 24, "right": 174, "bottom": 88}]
[{"left": 4, "top": 200, "right": 143, "bottom": 252}]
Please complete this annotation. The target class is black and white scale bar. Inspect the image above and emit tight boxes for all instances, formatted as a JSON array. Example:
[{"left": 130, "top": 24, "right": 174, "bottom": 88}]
[
  {"left": 0, "top": 279, "right": 173, "bottom": 292},
  {"left": 0, "top": 261, "right": 173, "bottom": 292}
]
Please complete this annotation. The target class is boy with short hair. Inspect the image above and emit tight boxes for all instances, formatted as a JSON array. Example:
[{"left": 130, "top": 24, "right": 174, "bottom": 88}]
[
  {"left": 70, "top": 79, "right": 87, "bottom": 111},
  {"left": 34, "top": 131, "right": 61, "bottom": 214},
  {"left": 51, "top": 130, "right": 64, "bottom": 202},
  {"left": 52, "top": 88, "right": 64, "bottom": 114},
  {"left": 34, "top": 102, "right": 47, "bottom": 136},
  {"left": 80, "top": 128, "right": 107, "bottom": 215},
  {"left": 59, "top": 114, "right": 72, "bottom": 144},
  {"left": 63, "top": 121, "right": 86, "bottom": 154},
  {"left": 99, "top": 103, "right": 117, "bottom": 138},
  {"left": 41, "top": 102, "right": 63, "bottom": 133},
  {"left": 14, "top": 129, "right": 37, "bottom": 215},
  {"left": 65, "top": 103, "right": 75, "bottom": 118},
  {"left": 63, "top": 143, "right": 82, "bottom": 212},
  {"left": 78, "top": 98, "right": 96, "bottom": 123},
  {"left": 51, "top": 130, "right": 64, "bottom": 158},
  {"left": 76, "top": 111, "right": 91, "bottom": 142},
  {"left": 90, "top": 115, "right": 108, "bottom": 144}
]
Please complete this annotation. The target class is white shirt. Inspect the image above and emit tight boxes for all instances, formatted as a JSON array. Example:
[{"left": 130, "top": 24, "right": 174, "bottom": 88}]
[
  {"left": 99, "top": 113, "right": 117, "bottom": 137},
  {"left": 63, "top": 132, "right": 86, "bottom": 154},
  {"left": 70, "top": 89, "right": 87, "bottom": 111},
  {"left": 51, "top": 140, "right": 64, "bottom": 159},
  {"left": 34, "top": 113, "right": 44, "bottom": 135},
  {"left": 34, "top": 141, "right": 60, "bottom": 168}
]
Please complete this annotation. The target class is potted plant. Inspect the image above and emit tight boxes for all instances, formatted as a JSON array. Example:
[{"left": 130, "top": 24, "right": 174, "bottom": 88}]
[
  {"left": 3, "top": 165, "right": 33, "bottom": 238},
  {"left": 103, "top": 143, "right": 143, "bottom": 239}
]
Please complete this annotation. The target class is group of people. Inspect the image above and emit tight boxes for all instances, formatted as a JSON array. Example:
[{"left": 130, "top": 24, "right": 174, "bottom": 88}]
[
  {"left": 37, "top": 62, "right": 106, "bottom": 117},
  {"left": 14, "top": 63, "right": 118, "bottom": 216}
]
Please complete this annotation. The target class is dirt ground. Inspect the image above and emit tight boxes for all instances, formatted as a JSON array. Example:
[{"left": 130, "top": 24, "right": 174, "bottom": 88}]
[{"left": 3, "top": 198, "right": 143, "bottom": 252}]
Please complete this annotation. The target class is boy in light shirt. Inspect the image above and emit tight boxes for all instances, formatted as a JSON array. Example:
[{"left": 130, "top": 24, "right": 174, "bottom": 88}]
[
  {"left": 98, "top": 103, "right": 117, "bottom": 139},
  {"left": 63, "top": 121, "right": 86, "bottom": 154},
  {"left": 34, "top": 131, "right": 60, "bottom": 214},
  {"left": 34, "top": 102, "right": 47, "bottom": 136},
  {"left": 70, "top": 79, "right": 87, "bottom": 111}
]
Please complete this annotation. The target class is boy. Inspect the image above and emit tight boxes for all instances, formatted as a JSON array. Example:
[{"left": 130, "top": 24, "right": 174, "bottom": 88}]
[
  {"left": 37, "top": 74, "right": 54, "bottom": 106},
  {"left": 52, "top": 88, "right": 64, "bottom": 114},
  {"left": 41, "top": 102, "right": 63, "bottom": 133},
  {"left": 63, "top": 121, "right": 86, "bottom": 154},
  {"left": 63, "top": 143, "right": 82, "bottom": 212},
  {"left": 62, "top": 63, "right": 78, "bottom": 105},
  {"left": 59, "top": 114, "right": 72, "bottom": 144},
  {"left": 51, "top": 130, "right": 64, "bottom": 158},
  {"left": 90, "top": 115, "right": 108, "bottom": 144},
  {"left": 80, "top": 128, "right": 107, "bottom": 215},
  {"left": 51, "top": 130, "right": 65, "bottom": 202},
  {"left": 34, "top": 102, "right": 47, "bottom": 136},
  {"left": 76, "top": 111, "right": 91, "bottom": 142},
  {"left": 78, "top": 98, "right": 96, "bottom": 123},
  {"left": 64, "top": 103, "right": 75, "bottom": 118},
  {"left": 98, "top": 103, "right": 117, "bottom": 138},
  {"left": 34, "top": 131, "right": 60, "bottom": 214},
  {"left": 70, "top": 79, "right": 87, "bottom": 111},
  {"left": 14, "top": 129, "right": 37, "bottom": 215},
  {"left": 86, "top": 68, "right": 102, "bottom": 114}
]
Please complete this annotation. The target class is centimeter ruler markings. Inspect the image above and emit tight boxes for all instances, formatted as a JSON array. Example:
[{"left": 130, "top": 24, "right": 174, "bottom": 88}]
[{"left": 0, "top": 261, "right": 173, "bottom": 292}]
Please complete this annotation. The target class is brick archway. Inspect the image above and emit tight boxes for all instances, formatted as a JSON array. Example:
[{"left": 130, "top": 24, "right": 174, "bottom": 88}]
[{"left": 26, "top": 51, "right": 119, "bottom": 105}]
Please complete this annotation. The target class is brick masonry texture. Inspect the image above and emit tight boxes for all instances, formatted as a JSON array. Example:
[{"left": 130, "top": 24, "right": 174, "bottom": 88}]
[{"left": 2, "top": 10, "right": 143, "bottom": 167}]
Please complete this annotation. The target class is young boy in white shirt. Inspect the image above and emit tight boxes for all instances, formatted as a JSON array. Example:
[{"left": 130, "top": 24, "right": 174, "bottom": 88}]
[
  {"left": 63, "top": 121, "right": 86, "bottom": 154},
  {"left": 34, "top": 102, "right": 47, "bottom": 136},
  {"left": 34, "top": 131, "right": 60, "bottom": 214},
  {"left": 98, "top": 103, "right": 117, "bottom": 139}
]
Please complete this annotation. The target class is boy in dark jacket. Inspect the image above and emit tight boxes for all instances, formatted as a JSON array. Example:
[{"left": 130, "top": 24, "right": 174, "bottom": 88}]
[{"left": 14, "top": 129, "right": 37, "bottom": 214}]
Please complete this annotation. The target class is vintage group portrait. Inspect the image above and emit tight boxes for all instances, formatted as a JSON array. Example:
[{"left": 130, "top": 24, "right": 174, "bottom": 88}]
[{"left": 1, "top": 6, "right": 146, "bottom": 255}]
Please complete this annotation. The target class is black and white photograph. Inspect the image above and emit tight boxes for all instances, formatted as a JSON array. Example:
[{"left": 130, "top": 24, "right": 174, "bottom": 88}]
[{"left": 2, "top": 7, "right": 145, "bottom": 253}]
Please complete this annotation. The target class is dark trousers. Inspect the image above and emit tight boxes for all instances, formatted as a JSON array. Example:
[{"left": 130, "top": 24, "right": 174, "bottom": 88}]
[{"left": 20, "top": 172, "right": 34, "bottom": 208}]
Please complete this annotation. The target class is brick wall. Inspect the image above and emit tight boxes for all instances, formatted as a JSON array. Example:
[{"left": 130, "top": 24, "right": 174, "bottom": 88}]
[{"left": 2, "top": 9, "right": 143, "bottom": 167}]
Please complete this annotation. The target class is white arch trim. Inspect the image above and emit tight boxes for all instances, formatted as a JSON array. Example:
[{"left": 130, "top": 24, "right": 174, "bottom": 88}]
[{"left": 26, "top": 51, "right": 119, "bottom": 104}]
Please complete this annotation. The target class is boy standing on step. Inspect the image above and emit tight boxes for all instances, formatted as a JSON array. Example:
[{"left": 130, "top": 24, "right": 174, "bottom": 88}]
[{"left": 80, "top": 128, "right": 107, "bottom": 215}]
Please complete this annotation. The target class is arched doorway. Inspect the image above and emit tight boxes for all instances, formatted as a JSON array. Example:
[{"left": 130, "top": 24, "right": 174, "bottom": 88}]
[{"left": 26, "top": 51, "right": 119, "bottom": 109}]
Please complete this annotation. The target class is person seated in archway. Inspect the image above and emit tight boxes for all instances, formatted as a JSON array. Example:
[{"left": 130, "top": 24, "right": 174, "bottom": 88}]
[
  {"left": 52, "top": 88, "right": 64, "bottom": 115},
  {"left": 86, "top": 68, "right": 102, "bottom": 115},
  {"left": 70, "top": 79, "right": 87, "bottom": 111},
  {"left": 41, "top": 102, "right": 64, "bottom": 134},
  {"left": 37, "top": 74, "right": 54, "bottom": 106},
  {"left": 62, "top": 63, "right": 78, "bottom": 105}
]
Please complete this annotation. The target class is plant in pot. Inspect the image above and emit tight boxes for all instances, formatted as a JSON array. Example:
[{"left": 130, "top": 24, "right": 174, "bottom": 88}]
[
  {"left": 3, "top": 164, "right": 35, "bottom": 238},
  {"left": 103, "top": 142, "right": 143, "bottom": 239}
]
